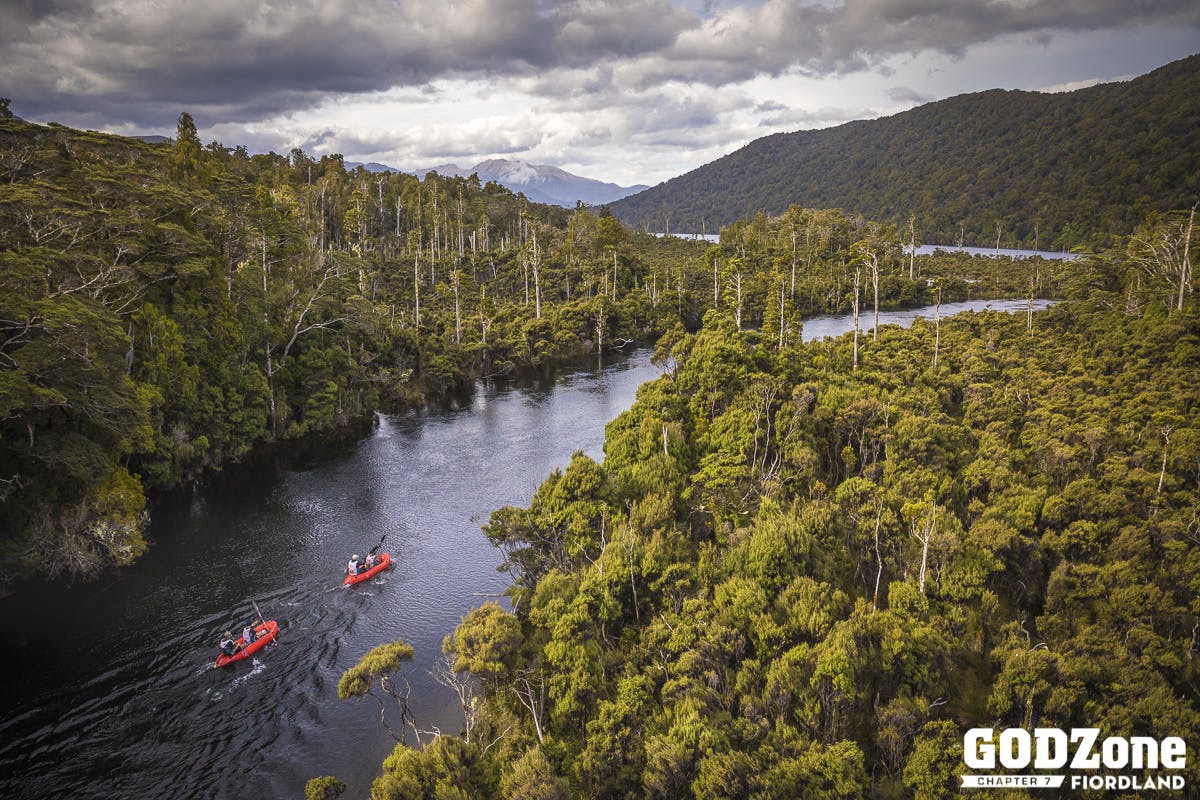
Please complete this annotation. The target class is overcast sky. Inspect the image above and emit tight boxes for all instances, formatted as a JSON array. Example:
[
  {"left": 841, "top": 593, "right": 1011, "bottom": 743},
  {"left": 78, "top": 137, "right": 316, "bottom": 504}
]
[{"left": 4, "top": 0, "right": 1198, "bottom": 186}]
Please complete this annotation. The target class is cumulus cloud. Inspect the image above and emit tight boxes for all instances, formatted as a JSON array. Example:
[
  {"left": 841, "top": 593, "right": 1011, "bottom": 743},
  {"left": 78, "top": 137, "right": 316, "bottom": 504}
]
[
  {"left": 623, "top": 0, "right": 1199, "bottom": 88},
  {"left": 3, "top": 1, "right": 1196, "bottom": 185},
  {"left": 5, "top": 0, "right": 1196, "bottom": 129},
  {"left": 251, "top": 82, "right": 761, "bottom": 172},
  {"left": 2, "top": 0, "right": 696, "bottom": 126}
]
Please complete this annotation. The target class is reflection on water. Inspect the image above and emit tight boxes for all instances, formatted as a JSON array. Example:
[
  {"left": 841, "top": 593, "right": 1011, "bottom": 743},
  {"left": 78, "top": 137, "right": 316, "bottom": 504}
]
[
  {"left": 802, "top": 298, "right": 1055, "bottom": 341},
  {"left": 0, "top": 349, "right": 660, "bottom": 800},
  {"left": 0, "top": 298, "right": 1049, "bottom": 799},
  {"left": 910, "top": 243, "right": 1078, "bottom": 261}
]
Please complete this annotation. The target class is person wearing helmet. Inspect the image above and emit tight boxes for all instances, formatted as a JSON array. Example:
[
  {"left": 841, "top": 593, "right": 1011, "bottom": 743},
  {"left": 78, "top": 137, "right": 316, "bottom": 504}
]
[
  {"left": 218, "top": 630, "right": 237, "bottom": 656},
  {"left": 347, "top": 554, "right": 361, "bottom": 577}
]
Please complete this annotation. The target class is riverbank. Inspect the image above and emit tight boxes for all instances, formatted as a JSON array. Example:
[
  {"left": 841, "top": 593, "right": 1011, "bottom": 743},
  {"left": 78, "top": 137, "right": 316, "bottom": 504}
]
[{"left": 0, "top": 345, "right": 661, "bottom": 800}]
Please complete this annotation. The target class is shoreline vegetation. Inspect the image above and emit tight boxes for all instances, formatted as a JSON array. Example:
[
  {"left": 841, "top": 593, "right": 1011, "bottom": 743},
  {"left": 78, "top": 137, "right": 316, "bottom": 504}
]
[
  {"left": 1, "top": 109, "right": 1196, "bottom": 800},
  {"left": 335, "top": 234, "right": 1198, "bottom": 799},
  {"left": 1, "top": 112, "right": 1077, "bottom": 588}
]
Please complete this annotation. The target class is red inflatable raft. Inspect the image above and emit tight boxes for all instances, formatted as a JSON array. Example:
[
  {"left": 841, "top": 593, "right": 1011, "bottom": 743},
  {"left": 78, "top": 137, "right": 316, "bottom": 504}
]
[
  {"left": 344, "top": 552, "right": 392, "bottom": 586},
  {"left": 214, "top": 620, "right": 279, "bottom": 668}
]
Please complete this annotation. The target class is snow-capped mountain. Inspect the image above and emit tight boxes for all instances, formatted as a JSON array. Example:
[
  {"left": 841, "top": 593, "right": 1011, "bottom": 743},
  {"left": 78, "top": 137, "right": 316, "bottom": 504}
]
[{"left": 415, "top": 159, "right": 648, "bottom": 207}]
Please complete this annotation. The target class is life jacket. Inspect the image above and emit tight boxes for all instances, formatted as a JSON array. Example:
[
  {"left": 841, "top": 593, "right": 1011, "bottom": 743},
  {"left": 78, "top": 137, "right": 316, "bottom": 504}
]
[
  {"left": 347, "top": 559, "right": 359, "bottom": 575},
  {"left": 219, "top": 638, "right": 236, "bottom": 655},
  {"left": 243, "top": 626, "right": 255, "bottom": 644}
]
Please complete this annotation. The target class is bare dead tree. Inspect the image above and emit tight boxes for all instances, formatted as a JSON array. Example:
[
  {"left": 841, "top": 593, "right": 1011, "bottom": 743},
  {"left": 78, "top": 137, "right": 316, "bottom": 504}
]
[
  {"left": 452, "top": 269, "right": 462, "bottom": 343},
  {"left": 526, "top": 230, "right": 543, "bottom": 319},
  {"left": 932, "top": 281, "right": 943, "bottom": 367},
  {"left": 728, "top": 270, "right": 744, "bottom": 330},
  {"left": 851, "top": 261, "right": 862, "bottom": 369},
  {"left": 908, "top": 214, "right": 917, "bottom": 279},
  {"left": 1129, "top": 209, "right": 1197, "bottom": 313},
  {"left": 512, "top": 668, "right": 547, "bottom": 744},
  {"left": 431, "top": 653, "right": 481, "bottom": 744}
]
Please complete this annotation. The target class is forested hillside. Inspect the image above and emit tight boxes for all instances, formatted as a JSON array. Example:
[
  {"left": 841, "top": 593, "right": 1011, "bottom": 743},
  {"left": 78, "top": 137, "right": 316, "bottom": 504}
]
[
  {"left": 609, "top": 54, "right": 1200, "bottom": 251},
  {"left": 0, "top": 113, "right": 685, "bottom": 585},
  {"left": 3, "top": 106, "right": 1058, "bottom": 589},
  {"left": 333, "top": 225, "right": 1200, "bottom": 799},
  {"left": 4, "top": 98, "right": 1197, "bottom": 800}
]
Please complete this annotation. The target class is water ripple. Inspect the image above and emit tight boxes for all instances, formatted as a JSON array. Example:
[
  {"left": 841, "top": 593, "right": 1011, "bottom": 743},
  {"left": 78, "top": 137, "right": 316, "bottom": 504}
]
[{"left": 0, "top": 349, "right": 660, "bottom": 800}]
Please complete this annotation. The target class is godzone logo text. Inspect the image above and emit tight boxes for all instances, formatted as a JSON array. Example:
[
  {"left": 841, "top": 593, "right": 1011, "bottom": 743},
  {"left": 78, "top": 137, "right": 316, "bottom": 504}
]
[{"left": 961, "top": 728, "right": 1188, "bottom": 791}]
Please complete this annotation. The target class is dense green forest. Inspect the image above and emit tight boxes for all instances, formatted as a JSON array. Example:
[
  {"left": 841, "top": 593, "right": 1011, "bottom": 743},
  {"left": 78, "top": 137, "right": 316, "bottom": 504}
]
[
  {"left": 328, "top": 218, "right": 1199, "bottom": 798},
  {"left": 2, "top": 107, "right": 1066, "bottom": 588},
  {"left": 0, "top": 112, "right": 680, "bottom": 584},
  {"left": 2, "top": 90, "right": 1197, "bottom": 800},
  {"left": 609, "top": 54, "right": 1200, "bottom": 251}
]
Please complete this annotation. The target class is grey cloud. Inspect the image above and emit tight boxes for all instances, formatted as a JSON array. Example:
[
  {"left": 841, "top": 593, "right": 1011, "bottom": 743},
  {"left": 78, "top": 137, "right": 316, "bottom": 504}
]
[
  {"left": 567, "top": 127, "right": 615, "bottom": 147},
  {"left": 3, "top": 0, "right": 1196, "bottom": 132},
  {"left": 315, "top": 117, "right": 548, "bottom": 165},
  {"left": 886, "top": 86, "right": 933, "bottom": 103},
  {"left": 624, "top": 0, "right": 1199, "bottom": 88},
  {"left": 760, "top": 105, "right": 879, "bottom": 129},
  {"left": 205, "top": 123, "right": 294, "bottom": 154},
  {"left": 2, "top": 0, "right": 697, "bottom": 127}
]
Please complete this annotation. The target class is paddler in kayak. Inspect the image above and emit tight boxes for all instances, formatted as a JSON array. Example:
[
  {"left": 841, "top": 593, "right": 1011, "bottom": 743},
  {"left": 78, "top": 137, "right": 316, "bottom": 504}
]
[
  {"left": 218, "top": 624, "right": 257, "bottom": 657},
  {"left": 241, "top": 624, "right": 256, "bottom": 650},
  {"left": 347, "top": 553, "right": 362, "bottom": 577}
]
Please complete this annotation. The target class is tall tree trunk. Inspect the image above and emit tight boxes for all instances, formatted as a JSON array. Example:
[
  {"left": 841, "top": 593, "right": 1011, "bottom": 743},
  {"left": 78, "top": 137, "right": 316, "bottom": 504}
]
[
  {"left": 790, "top": 225, "right": 798, "bottom": 300},
  {"left": 529, "top": 233, "right": 542, "bottom": 319},
  {"left": 413, "top": 251, "right": 421, "bottom": 327},
  {"left": 871, "top": 254, "right": 880, "bottom": 342},
  {"left": 265, "top": 344, "right": 277, "bottom": 436},
  {"left": 852, "top": 266, "right": 861, "bottom": 369},
  {"left": 778, "top": 280, "right": 786, "bottom": 349},
  {"left": 732, "top": 272, "right": 743, "bottom": 330},
  {"left": 872, "top": 498, "right": 884, "bottom": 610},
  {"left": 933, "top": 285, "right": 942, "bottom": 367},
  {"left": 908, "top": 214, "right": 916, "bottom": 279},
  {"left": 1179, "top": 204, "right": 1195, "bottom": 312},
  {"left": 713, "top": 254, "right": 719, "bottom": 308},
  {"left": 452, "top": 270, "right": 462, "bottom": 344}
]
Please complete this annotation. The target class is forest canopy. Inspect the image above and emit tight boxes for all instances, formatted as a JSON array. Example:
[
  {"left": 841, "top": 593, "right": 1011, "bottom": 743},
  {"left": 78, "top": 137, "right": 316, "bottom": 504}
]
[
  {"left": 1, "top": 99, "right": 1197, "bottom": 800},
  {"left": 340, "top": 212, "right": 1198, "bottom": 799},
  {"left": 2, "top": 110, "right": 1090, "bottom": 586},
  {"left": 0, "top": 113, "right": 669, "bottom": 583}
]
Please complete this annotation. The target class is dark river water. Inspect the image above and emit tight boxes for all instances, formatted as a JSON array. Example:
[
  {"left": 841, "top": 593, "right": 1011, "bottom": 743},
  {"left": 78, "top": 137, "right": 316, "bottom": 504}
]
[
  {"left": 0, "top": 349, "right": 660, "bottom": 800},
  {"left": 0, "top": 298, "right": 1044, "bottom": 800}
]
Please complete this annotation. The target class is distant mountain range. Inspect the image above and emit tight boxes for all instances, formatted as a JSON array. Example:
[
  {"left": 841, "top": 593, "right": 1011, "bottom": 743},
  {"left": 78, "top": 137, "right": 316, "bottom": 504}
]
[
  {"left": 347, "top": 158, "right": 648, "bottom": 208},
  {"left": 608, "top": 53, "right": 1200, "bottom": 249}
]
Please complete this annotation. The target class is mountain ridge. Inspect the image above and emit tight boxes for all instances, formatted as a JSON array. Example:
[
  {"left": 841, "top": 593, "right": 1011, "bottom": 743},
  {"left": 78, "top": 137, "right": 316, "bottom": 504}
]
[
  {"left": 345, "top": 157, "right": 648, "bottom": 208},
  {"left": 607, "top": 53, "right": 1200, "bottom": 248}
]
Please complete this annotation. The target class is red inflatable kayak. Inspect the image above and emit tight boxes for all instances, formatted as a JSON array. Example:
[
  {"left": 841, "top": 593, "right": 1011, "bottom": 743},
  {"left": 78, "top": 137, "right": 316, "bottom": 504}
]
[
  {"left": 214, "top": 620, "right": 279, "bottom": 668},
  {"left": 344, "top": 552, "right": 392, "bottom": 586}
]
